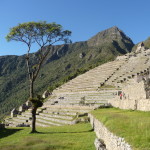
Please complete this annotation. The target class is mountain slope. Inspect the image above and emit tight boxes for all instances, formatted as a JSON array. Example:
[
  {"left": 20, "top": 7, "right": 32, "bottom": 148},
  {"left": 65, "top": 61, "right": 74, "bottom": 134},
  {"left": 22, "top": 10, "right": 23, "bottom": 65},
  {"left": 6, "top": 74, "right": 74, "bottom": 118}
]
[{"left": 0, "top": 26, "right": 134, "bottom": 120}]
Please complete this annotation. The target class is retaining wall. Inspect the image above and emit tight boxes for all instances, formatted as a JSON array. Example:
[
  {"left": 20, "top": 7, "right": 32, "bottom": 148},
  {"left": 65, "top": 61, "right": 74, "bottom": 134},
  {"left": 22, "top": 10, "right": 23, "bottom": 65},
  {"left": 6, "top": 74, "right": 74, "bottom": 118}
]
[
  {"left": 109, "top": 99, "right": 150, "bottom": 111},
  {"left": 88, "top": 113, "right": 132, "bottom": 150}
]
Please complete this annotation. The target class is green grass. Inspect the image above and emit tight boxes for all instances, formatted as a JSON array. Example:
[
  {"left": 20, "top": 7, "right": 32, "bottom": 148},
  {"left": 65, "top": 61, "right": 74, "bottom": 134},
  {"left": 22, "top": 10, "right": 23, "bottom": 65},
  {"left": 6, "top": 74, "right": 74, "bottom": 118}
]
[
  {"left": 91, "top": 108, "right": 150, "bottom": 150},
  {"left": 0, "top": 123, "right": 95, "bottom": 150}
]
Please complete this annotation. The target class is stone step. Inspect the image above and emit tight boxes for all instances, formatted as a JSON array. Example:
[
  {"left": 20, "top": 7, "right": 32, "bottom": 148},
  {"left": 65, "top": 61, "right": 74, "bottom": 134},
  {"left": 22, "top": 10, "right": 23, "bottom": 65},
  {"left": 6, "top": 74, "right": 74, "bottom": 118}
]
[
  {"left": 36, "top": 118, "right": 61, "bottom": 126},
  {"left": 42, "top": 105, "right": 95, "bottom": 110},
  {"left": 36, "top": 117, "right": 70, "bottom": 125},
  {"left": 43, "top": 110, "right": 77, "bottom": 116},
  {"left": 36, "top": 122, "right": 50, "bottom": 127},
  {"left": 44, "top": 106, "right": 92, "bottom": 112},
  {"left": 39, "top": 113, "right": 75, "bottom": 120},
  {"left": 57, "top": 100, "right": 108, "bottom": 104},
  {"left": 61, "top": 92, "right": 115, "bottom": 96},
  {"left": 45, "top": 97, "right": 114, "bottom": 104},
  {"left": 17, "top": 115, "right": 31, "bottom": 120}
]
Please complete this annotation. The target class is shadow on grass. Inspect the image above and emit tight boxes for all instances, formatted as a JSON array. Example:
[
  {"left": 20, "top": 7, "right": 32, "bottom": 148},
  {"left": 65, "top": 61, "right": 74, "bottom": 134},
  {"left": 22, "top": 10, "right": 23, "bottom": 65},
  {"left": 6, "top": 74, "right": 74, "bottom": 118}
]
[
  {"left": 33, "top": 129, "right": 94, "bottom": 134},
  {"left": 0, "top": 128, "right": 22, "bottom": 139}
]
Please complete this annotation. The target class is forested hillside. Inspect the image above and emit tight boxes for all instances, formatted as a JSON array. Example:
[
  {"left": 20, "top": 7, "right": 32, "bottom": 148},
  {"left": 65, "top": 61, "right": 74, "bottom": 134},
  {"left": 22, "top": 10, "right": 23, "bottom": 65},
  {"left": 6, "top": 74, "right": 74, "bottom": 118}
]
[{"left": 0, "top": 26, "right": 134, "bottom": 120}]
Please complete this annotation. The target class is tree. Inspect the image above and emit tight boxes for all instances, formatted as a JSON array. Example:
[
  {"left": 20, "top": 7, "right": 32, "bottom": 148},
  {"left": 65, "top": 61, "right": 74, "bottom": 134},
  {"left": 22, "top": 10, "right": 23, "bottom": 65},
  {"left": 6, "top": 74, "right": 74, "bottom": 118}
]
[{"left": 6, "top": 21, "right": 71, "bottom": 133}]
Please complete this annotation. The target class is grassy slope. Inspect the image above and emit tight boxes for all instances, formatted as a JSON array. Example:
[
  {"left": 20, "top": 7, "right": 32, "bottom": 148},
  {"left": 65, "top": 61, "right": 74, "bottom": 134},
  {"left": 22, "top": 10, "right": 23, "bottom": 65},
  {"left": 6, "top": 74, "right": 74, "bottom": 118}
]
[
  {"left": 0, "top": 123, "right": 95, "bottom": 150},
  {"left": 91, "top": 108, "right": 150, "bottom": 150}
]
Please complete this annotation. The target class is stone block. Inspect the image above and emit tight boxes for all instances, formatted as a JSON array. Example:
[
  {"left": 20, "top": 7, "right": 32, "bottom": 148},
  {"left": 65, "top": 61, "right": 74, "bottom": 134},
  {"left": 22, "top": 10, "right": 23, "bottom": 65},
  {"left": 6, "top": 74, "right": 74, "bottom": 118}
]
[{"left": 11, "top": 108, "right": 18, "bottom": 118}]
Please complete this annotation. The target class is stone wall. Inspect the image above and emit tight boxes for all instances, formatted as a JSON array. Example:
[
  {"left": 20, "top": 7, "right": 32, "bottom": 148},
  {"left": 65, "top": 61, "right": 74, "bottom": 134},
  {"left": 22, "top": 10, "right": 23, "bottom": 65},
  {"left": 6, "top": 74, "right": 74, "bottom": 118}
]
[
  {"left": 88, "top": 113, "right": 132, "bottom": 150},
  {"left": 122, "top": 78, "right": 146, "bottom": 100},
  {"left": 109, "top": 75, "right": 150, "bottom": 111},
  {"left": 109, "top": 99, "right": 150, "bottom": 111}
]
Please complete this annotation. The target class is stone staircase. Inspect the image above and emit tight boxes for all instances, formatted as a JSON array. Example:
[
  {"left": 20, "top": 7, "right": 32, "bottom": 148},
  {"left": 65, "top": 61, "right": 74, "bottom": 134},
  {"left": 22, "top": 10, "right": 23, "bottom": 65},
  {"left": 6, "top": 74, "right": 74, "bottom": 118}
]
[{"left": 5, "top": 105, "right": 94, "bottom": 127}]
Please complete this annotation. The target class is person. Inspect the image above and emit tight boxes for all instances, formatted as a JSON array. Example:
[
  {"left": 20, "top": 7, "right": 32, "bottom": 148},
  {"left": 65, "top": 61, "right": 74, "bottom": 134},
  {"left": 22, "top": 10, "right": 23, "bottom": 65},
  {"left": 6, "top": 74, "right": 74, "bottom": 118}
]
[{"left": 120, "top": 93, "right": 122, "bottom": 100}]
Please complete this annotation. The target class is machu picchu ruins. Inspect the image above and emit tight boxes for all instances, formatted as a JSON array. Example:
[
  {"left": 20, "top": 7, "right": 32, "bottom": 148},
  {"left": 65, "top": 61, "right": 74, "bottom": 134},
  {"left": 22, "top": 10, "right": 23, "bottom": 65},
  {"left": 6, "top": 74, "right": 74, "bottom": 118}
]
[
  {"left": 2, "top": 40, "right": 150, "bottom": 149},
  {"left": 1, "top": 22, "right": 150, "bottom": 149},
  {"left": 1, "top": 1, "right": 150, "bottom": 149}
]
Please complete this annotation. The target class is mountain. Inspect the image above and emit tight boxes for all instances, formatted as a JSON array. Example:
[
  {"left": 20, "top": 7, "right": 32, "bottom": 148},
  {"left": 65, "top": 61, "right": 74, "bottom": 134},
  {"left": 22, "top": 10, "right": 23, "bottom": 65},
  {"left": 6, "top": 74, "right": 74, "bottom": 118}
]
[
  {"left": 0, "top": 26, "right": 134, "bottom": 120},
  {"left": 87, "top": 26, "right": 133, "bottom": 53}
]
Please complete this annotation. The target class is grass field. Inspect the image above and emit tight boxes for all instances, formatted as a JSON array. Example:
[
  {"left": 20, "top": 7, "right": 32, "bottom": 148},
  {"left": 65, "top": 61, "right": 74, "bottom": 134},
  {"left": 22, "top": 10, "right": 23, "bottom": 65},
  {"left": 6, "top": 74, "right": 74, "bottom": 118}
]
[
  {"left": 91, "top": 108, "right": 150, "bottom": 150},
  {"left": 0, "top": 123, "right": 95, "bottom": 150}
]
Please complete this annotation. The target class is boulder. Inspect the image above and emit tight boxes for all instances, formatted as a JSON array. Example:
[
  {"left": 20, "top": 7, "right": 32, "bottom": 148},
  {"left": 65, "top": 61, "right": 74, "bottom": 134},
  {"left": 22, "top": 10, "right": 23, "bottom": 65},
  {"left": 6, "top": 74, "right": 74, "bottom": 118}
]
[{"left": 94, "top": 138, "right": 106, "bottom": 150}]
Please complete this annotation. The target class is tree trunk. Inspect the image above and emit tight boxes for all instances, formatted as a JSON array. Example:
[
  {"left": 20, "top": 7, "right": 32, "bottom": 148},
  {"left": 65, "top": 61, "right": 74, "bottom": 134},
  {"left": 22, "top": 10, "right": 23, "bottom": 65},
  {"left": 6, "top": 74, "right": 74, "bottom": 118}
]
[
  {"left": 30, "top": 80, "right": 34, "bottom": 99},
  {"left": 30, "top": 80, "right": 38, "bottom": 133},
  {"left": 31, "top": 106, "right": 37, "bottom": 133}
]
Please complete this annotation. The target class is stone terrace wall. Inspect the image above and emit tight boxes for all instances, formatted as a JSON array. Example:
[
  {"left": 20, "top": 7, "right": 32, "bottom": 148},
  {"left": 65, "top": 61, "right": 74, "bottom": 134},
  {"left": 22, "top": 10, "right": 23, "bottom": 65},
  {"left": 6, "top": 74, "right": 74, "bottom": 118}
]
[
  {"left": 109, "top": 76, "right": 150, "bottom": 111},
  {"left": 122, "top": 78, "right": 146, "bottom": 100},
  {"left": 109, "top": 99, "right": 150, "bottom": 111},
  {"left": 88, "top": 114, "right": 132, "bottom": 150}
]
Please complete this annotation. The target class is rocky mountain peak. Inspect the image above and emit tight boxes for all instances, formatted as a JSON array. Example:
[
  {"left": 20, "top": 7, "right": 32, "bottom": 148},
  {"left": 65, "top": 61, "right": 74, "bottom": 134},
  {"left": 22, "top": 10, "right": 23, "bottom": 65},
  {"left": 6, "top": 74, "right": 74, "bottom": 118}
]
[{"left": 87, "top": 26, "right": 134, "bottom": 49}]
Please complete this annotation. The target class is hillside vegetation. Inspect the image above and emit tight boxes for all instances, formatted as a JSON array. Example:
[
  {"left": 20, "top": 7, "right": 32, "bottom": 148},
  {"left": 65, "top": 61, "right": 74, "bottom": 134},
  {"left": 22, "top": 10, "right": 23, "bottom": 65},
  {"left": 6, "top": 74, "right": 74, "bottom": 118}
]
[{"left": 0, "top": 26, "right": 134, "bottom": 120}]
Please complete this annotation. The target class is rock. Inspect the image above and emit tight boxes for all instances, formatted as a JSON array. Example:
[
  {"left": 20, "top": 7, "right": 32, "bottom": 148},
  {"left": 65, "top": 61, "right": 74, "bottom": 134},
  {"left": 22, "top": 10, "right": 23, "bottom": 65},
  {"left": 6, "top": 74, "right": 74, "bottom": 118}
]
[
  {"left": 136, "top": 42, "right": 145, "bottom": 53},
  {"left": 94, "top": 138, "right": 106, "bottom": 150}
]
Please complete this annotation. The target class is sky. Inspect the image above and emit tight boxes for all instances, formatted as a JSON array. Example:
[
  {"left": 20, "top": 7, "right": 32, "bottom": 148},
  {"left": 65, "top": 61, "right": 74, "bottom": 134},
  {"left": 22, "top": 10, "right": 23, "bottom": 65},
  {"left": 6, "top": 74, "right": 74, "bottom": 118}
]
[{"left": 0, "top": 0, "right": 150, "bottom": 56}]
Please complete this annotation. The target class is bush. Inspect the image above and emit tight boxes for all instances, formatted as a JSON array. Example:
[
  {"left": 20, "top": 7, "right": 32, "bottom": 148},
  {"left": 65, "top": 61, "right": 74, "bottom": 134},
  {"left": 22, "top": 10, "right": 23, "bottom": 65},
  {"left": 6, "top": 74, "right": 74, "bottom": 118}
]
[{"left": 29, "top": 95, "right": 44, "bottom": 108}]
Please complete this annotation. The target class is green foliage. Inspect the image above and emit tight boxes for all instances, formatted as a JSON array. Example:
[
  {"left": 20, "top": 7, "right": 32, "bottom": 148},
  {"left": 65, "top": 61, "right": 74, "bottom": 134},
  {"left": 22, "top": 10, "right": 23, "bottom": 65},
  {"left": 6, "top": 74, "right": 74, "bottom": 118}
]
[
  {"left": 29, "top": 95, "right": 44, "bottom": 108},
  {"left": 0, "top": 123, "right": 95, "bottom": 150},
  {"left": 91, "top": 108, "right": 150, "bottom": 149},
  {"left": 6, "top": 21, "right": 71, "bottom": 46}
]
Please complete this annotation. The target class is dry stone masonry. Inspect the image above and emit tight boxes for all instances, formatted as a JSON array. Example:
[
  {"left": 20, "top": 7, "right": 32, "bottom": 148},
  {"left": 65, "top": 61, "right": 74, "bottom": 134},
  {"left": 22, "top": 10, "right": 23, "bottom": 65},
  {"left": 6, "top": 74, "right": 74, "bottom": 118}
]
[
  {"left": 89, "top": 114, "right": 132, "bottom": 150},
  {"left": 106, "top": 42, "right": 150, "bottom": 111}
]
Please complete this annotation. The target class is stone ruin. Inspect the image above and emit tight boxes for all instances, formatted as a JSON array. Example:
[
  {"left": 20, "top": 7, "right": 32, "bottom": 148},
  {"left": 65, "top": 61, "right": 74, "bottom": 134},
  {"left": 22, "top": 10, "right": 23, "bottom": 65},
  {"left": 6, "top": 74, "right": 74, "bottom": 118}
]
[
  {"left": 42, "top": 90, "right": 51, "bottom": 98},
  {"left": 11, "top": 108, "right": 18, "bottom": 118},
  {"left": 136, "top": 42, "right": 145, "bottom": 53},
  {"left": 5, "top": 41, "right": 150, "bottom": 149},
  {"left": 11, "top": 101, "right": 32, "bottom": 117}
]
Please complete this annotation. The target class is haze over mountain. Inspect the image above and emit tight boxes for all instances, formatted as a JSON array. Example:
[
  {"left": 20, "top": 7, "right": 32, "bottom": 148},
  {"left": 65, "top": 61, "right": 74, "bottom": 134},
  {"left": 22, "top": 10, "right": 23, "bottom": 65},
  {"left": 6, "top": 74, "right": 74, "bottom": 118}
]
[{"left": 0, "top": 26, "right": 134, "bottom": 120}]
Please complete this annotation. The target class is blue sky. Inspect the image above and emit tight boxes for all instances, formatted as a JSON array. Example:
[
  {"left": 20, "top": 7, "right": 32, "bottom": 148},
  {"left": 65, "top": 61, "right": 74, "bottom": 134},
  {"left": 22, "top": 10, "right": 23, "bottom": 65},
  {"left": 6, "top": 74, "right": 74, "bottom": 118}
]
[{"left": 0, "top": 0, "right": 150, "bottom": 56}]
